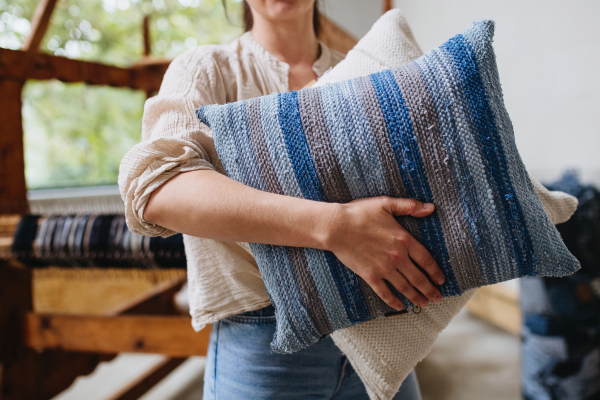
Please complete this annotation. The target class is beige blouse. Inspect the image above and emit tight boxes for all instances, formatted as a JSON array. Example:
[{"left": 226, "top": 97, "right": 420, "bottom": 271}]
[{"left": 119, "top": 32, "right": 344, "bottom": 331}]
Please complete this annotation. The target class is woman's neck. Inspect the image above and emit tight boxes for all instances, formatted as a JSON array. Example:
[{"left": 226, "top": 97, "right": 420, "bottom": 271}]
[{"left": 250, "top": 13, "right": 320, "bottom": 67}]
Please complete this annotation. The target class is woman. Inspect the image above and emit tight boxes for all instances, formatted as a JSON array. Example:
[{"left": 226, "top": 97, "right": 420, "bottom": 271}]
[{"left": 119, "top": 1, "right": 445, "bottom": 398}]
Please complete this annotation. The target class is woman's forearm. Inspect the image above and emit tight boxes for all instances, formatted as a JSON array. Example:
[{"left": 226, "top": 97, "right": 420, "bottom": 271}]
[
  {"left": 144, "top": 169, "right": 336, "bottom": 249},
  {"left": 145, "top": 168, "right": 446, "bottom": 310}
]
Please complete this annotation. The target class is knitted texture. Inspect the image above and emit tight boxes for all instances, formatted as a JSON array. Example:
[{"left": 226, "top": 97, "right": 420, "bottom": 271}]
[
  {"left": 196, "top": 19, "right": 580, "bottom": 354},
  {"left": 327, "top": 11, "right": 579, "bottom": 400}
]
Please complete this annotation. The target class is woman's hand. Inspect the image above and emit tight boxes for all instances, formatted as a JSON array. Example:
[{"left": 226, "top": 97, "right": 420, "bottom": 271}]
[{"left": 322, "top": 197, "right": 445, "bottom": 311}]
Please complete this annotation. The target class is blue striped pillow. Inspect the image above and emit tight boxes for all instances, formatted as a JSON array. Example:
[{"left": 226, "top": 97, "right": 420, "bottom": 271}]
[{"left": 196, "top": 20, "right": 580, "bottom": 354}]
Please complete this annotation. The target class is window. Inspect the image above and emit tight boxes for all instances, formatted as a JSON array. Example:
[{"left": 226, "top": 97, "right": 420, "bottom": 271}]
[{"left": 1, "top": 0, "right": 242, "bottom": 189}]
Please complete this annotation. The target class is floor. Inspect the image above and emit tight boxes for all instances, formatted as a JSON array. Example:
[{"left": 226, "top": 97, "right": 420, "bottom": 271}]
[
  {"left": 416, "top": 309, "right": 521, "bottom": 400},
  {"left": 53, "top": 309, "right": 520, "bottom": 400}
]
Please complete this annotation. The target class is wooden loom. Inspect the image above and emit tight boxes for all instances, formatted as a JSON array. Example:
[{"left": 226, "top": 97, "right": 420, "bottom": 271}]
[{"left": 0, "top": 0, "right": 360, "bottom": 398}]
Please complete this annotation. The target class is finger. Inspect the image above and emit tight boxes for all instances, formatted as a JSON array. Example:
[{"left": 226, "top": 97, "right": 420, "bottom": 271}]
[
  {"left": 367, "top": 278, "right": 405, "bottom": 311},
  {"left": 398, "top": 254, "right": 442, "bottom": 303},
  {"left": 386, "top": 270, "right": 429, "bottom": 308},
  {"left": 387, "top": 198, "right": 435, "bottom": 218},
  {"left": 406, "top": 236, "right": 446, "bottom": 286}
]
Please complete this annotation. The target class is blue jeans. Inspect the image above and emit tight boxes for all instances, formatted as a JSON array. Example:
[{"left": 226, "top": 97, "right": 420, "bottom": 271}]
[{"left": 203, "top": 305, "right": 422, "bottom": 400}]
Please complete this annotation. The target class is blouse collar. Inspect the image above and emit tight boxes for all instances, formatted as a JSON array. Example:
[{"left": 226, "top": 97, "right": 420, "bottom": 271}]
[{"left": 240, "top": 31, "right": 335, "bottom": 79}]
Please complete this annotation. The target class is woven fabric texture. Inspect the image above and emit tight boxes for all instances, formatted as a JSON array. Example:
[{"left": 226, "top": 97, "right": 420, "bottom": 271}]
[
  {"left": 196, "top": 19, "right": 580, "bottom": 354},
  {"left": 327, "top": 11, "right": 579, "bottom": 400}
]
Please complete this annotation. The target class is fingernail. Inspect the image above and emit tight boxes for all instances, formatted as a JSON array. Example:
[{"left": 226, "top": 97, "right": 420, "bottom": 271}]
[
  {"left": 437, "top": 276, "right": 445, "bottom": 285},
  {"left": 433, "top": 295, "right": 442, "bottom": 303},
  {"left": 424, "top": 203, "right": 435, "bottom": 212},
  {"left": 420, "top": 300, "right": 429, "bottom": 307}
]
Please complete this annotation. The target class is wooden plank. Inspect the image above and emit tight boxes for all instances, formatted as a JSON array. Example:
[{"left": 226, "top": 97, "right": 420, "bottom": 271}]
[
  {"left": 0, "top": 80, "right": 28, "bottom": 215},
  {"left": 108, "top": 357, "right": 186, "bottom": 400},
  {"left": 318, "top": 15, "right": 358, "bottom": 55},
  {"left": 0, "top": 49, "right": 167, "bottom": 91},
  {"left": 22, "top": 0, "right": 59, "bottom": 52},
  {"left": 25, "top": 313, "right": 211, "bottom": 357},
  {"left": 466, "top": 284, "right": 521, "bottom": 335},
  {"left": 107, "top": 276, "right": 186, "bottom": 316}
]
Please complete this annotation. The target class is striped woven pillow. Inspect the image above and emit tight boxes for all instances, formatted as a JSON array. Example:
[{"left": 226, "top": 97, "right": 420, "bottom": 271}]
[{"left": 196, "top": 20, "right": 580, "bottom": 354}]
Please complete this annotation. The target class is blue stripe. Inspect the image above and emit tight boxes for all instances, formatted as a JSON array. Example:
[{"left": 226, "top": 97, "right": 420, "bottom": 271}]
[
  {"left": 442, "top": 34, "right": 537, "bottom": 277},
  {"left": 323, "top": 251, "right": 371, "bottom": 323},
  {"left": 277, "top": 91, "right": 370, "bottom": 323},
  {"left": 370, "top": 69, "right": 460, "bottom": 298},
  {"left": 260, "top": 95, "right": 304, "bottom": 198},
  {"left": 277, "top": 91, "right": 327, "bottom": 202}
]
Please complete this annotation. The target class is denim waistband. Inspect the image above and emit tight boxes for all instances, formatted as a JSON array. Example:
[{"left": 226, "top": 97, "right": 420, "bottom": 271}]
[
  {"left": 237, "top": 304, "right": 275, "bottom": 317},
  {"left": 225, "top": 304, "right": 276, "bottom": 324}
]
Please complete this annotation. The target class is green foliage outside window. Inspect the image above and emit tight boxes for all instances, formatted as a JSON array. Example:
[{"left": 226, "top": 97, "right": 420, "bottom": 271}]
[{"left": 1, "top": 0, "right": 242, "bottom": 189}]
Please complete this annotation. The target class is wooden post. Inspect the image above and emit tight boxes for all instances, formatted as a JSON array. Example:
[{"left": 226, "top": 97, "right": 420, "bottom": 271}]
[
  {"left": 143, "top": 16, "right": 151, "bottom": 57},
  {"left": 0, "top": 262, "right": 35, "bottom": 399},
  {"left": 22, "top": 0, "right": 59, "bottom": 53},
  {"left": 0, "top": 262, "right": 118, "bottom": 399},
  {"left": 383, "top": 0, "right": 393, "bottom": 13},
  {"left": 143, "top": 15, "right": 155, "bottom": 99},
  {"left": 0, "top": 80, "right": 28, "bottom": 215}
]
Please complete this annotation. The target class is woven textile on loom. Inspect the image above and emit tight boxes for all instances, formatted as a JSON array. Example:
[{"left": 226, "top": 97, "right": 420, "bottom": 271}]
[{"left": 197, "top": 20, "right": 580, "bottom": 354}]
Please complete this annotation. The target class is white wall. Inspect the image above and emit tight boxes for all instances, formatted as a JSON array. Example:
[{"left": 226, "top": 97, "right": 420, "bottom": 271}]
[
  {"left": 321, "top": 0, "right": 382, "bottom": 39},
  {"left": 324, "top": 0, "right": 600, "bottom": 186}
]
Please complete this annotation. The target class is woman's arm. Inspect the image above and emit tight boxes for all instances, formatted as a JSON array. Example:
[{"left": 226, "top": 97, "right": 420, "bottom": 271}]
[{"left": 145, "top": 169, "right": 445, "bottom": 310}]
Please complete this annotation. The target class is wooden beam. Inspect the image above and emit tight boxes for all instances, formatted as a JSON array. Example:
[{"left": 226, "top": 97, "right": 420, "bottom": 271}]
[
  {"left": 318, "top": 15, "right": 358, "bottom": 55},
  {"left": 108, "top": 357, "right": 186, "bottom": 400},
  {"left": 22, "top": 0, "right": 59, "bottom": 52},
  {"left": 0, "top": 80, "right": 28, "bottom": 215},
  {"left": 25, "top": 313, "right": 211, "bottom": 357},
  {"left": 0, "top": 48, "right": 168, "bottom": 91}
]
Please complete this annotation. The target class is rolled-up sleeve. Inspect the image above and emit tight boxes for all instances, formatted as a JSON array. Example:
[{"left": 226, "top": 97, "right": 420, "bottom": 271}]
[{"left": 118, "top": 49, "right": 225, "bottom": 237}]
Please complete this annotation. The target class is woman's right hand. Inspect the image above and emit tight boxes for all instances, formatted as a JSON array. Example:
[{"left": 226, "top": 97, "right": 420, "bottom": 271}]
[{"left": 322, "top": 196, "right": 445, "bottom": 311}]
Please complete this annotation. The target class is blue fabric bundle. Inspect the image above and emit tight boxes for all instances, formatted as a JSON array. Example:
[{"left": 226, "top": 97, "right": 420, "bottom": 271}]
[
  {"left": 197, "top": 20, "right": 580, "bottom": 354},
  {"left": 521, "top": 172, "right": 600, "bottom": 400}
]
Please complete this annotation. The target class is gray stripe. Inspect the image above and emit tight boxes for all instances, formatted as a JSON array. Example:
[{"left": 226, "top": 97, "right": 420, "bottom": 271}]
[
  {"left": 344, "top": 79, "right": 390, "bottom": 197},
  {"left": 297, "top": 88, "right": 353, "bottom": 203},
  {"left": 394, "top": 63, "right": 483, "bottom": 289},
  {"left": 355, "top": 75, "right": 408, "bottom": 198},
  {"left": 320, "top": 83, "right": 370, "bottom": 199},
  {"left": 302, "top": 248, "right": 352, "bottom": 328},
  {"left": 246, "top": 97, "right": 284, "bottom": 195},
  {"left": 287, "top": 246, "right": 333, "bottom": 335}
]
